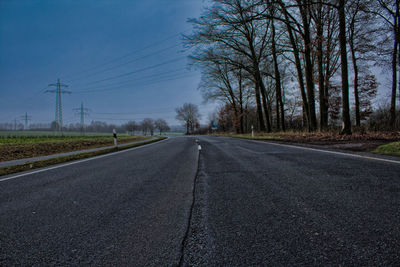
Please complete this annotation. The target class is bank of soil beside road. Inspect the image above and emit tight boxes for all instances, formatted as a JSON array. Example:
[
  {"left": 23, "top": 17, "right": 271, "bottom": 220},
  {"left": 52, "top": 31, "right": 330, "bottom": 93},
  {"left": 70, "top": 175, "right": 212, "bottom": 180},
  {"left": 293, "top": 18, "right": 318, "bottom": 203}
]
[
  {"left": 0, "top": 136, "right": 148, "bottom": 162},
  {"left": 216, "top": 131, "right": 400, "bottom": 155}
]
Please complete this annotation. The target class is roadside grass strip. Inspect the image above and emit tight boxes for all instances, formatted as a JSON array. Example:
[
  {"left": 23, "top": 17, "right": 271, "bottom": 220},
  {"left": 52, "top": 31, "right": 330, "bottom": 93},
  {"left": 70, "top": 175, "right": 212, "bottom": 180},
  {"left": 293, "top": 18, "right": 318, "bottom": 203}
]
[
  {"left": 0, "top": 135, "right": 142, "bottom": 145},
  {"left": 0, "top": 137, "right": 166, "bottom": 176},
  {"left": 373, "top": 141, "right": 400, "bottom": 156}
]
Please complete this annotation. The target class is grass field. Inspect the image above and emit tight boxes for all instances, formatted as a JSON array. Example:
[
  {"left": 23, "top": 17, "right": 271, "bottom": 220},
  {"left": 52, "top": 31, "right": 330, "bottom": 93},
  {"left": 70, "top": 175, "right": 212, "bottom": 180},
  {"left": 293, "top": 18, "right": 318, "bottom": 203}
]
[
  {"left": 373, "top": 141, "right": 400, "bottom": 156},
  {"left": 0, "top": 135, "right": 135, "bottom": 145},
  {"left": 0, "top": 132, "right": 150, "bottom": 162},
  {"left": 0, "top": 131, "right": 134, "bottom": 145},
  {"left": 0, "top": 130, "right": 127, "bottom": 138}
]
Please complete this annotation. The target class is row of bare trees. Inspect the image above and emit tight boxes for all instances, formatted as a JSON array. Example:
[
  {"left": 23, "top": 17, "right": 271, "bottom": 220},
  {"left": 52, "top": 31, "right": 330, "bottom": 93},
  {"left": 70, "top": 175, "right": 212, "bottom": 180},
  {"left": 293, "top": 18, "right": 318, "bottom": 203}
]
[
  {"left": 123, "top": 119, "right": 170, "bottom": 136},
  {"left": 185, "top": 0, "right": 399, "bottom": 134}
]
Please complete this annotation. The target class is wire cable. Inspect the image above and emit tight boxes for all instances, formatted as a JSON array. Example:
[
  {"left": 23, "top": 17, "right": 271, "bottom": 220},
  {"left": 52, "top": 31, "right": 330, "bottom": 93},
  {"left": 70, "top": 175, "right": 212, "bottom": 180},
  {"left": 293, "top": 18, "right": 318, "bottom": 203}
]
[
  {"left": 66, "top": 43, "right": 182, "bottom": 83},
  {"left": 74, "top": 56, "right": 187, "bottom": 87},
  {"left": 61, "top": 28, "right": 190, "bottom": 81}
]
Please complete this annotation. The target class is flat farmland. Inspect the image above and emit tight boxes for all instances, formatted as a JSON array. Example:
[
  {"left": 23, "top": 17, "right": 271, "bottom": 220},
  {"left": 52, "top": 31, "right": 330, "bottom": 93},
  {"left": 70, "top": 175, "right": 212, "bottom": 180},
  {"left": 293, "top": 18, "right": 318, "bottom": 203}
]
[{"left": 0, "top": 131, "right": 148, "bottom": 161}]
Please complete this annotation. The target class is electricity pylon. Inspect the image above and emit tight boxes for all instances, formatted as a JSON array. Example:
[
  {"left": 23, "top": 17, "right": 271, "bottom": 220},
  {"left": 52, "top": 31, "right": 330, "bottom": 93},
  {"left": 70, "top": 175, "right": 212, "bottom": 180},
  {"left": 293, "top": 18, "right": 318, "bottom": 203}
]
[
  {"left": 20, "top": 112, "right": 32, "bottom": 130},
  {"left": 73, "top": 102, "right": 90, "bottom": 134},
  {"left": 46, "top": 79, "right": 71, "bottom": 132}
]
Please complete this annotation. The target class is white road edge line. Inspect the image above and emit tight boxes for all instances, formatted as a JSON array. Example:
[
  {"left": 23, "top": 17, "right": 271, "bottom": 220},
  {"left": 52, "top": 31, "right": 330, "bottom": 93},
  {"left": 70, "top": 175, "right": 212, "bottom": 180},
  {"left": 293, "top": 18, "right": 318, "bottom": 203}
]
[
  {"left": 250, "top": 139, "right": 400, "bottom": 165},
  {"left": 0, "top": 138, "right": 168, "bottom": 183}
]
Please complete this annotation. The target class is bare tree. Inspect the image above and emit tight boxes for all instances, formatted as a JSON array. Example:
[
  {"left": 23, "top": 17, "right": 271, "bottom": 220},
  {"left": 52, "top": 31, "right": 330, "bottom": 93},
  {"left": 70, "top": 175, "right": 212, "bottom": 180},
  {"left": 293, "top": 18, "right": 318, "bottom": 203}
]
[
  {"left": 369, "top": 0, "right": 400, "bottom": 127},
  {"left": 268, "top": 2, "right": 286, "bottom": 131},
  {"left": 175, "top": 103, "right": 201, "bottom": 135},
  {"left": 185, "top": 0, "right": 395, "bottom": 133},
  {"left": 123, "top": 120, "right": 138, "bottom": 135},
  {"left": 338, "top": 0, "right": 352, "bottom": 134},
  {"left": 186, "top": 0, "right": 273, "bottom": 132},
  {"left": 346, "top": 0, "right": 379, "bottom": 126},
  {"left": 154, "top": 119, "right": 170, "bottom": 135},
  {"left": 141, "top": 118, "right": 155, "bottom": 136}
]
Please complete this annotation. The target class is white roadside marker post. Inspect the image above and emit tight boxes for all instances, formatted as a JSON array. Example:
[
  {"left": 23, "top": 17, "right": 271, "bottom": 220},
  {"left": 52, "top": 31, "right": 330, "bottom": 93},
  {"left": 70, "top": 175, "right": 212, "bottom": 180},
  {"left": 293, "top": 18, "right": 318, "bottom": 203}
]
[
  {"left": 113, "top": 129, "right": 118, "bottom": 148},
  {"left": 251, "top": 125, "right": 254, "bottom": 139}
]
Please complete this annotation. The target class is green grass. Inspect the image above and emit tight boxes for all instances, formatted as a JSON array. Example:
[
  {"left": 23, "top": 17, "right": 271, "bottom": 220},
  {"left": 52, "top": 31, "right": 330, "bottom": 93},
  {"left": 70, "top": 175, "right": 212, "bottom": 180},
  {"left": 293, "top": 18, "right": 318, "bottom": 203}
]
[
  {"left": 0, "top": 135, "right": 140, "bottom": 145},
  {"left": 0, "top": 131, "right": 124, "bottom": 137},
  {"left": 0, "top": 137, "right": 167, "bottom": 176},
  {"left": 373, "top": 141, "right": 400, "bottom": 156}
]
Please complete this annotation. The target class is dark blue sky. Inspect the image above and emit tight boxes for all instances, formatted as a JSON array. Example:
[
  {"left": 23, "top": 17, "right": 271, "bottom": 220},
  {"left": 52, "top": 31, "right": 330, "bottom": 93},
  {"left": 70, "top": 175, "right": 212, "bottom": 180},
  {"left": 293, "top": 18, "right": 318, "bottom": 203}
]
[{"left": 0, "top": 0, "right": 215, "bottom": 126}]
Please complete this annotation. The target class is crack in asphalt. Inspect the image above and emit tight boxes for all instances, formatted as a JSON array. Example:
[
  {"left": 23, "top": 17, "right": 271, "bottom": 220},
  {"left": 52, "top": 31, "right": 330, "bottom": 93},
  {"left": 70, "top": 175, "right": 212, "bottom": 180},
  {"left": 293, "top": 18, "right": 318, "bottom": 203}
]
[{"left": 178, "top": 145, "right": 201, "bottom": 267}]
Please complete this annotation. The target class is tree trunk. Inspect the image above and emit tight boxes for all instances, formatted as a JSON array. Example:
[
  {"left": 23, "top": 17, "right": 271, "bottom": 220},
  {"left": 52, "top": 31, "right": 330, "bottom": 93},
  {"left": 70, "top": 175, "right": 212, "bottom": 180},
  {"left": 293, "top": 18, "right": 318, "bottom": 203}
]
[
  {"left": 254, "top": 82, "right": 266, "bottom": 131},
  {"left": 258, "top": 74, "right": 272, "bottom": 132},
  {"left": 390, "top": 0, "right": 399, "bottom": 127},
  {"left": 238, "top": 69, "right": 244, "bottom": 134},
  {"left": 280, "top": 2, "right": 310, "bottom": 130},
  {"left": 350, "top": 41, "right": 360, "bottom": 126},
  {"left": 271, "top": 18, "right": 285, "bottom": 132},
  {"left": 338, "top": 0, "right": 352, "bottom": 135},
  {"left": 299, "top": 0, "right": 317, "bottom": 131},
  {"left": 316, "top": 1, "right": 327, "bottom": 131}
]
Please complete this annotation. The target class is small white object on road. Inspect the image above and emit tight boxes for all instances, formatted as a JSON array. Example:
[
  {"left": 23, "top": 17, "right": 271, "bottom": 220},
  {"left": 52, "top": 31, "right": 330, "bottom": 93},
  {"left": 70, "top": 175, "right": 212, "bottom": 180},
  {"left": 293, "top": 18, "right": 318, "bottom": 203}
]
[{"left": 198, "top": 145, "right": 202, "bottom": 151}]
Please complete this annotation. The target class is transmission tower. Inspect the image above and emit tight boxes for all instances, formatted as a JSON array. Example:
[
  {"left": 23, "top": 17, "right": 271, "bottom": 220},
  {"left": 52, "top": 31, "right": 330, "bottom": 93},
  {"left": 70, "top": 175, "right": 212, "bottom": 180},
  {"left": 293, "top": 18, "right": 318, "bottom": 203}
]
[
  {"left": 73, "top": 102, "right": 90, "bottom": 134},
  {"left": 21, "top": 112, "right": 32, "bottom": 130},
  {"left": 46, "top": 79, "right": 71, "bottom": 132}
]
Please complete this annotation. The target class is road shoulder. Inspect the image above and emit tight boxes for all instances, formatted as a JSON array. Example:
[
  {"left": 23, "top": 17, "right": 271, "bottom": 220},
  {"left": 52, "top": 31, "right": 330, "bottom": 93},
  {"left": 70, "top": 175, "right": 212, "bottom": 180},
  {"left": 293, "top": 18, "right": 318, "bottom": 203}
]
[{"left": 0, "top": 137, "right": 167, "bottom": 177}]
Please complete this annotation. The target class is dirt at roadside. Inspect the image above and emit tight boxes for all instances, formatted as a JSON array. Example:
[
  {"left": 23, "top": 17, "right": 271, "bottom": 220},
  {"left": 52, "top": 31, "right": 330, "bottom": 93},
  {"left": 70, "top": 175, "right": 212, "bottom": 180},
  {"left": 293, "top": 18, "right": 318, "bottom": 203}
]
[
  {"left": 259, "top": 131, "right": 400, "bottom": 153},
  {"left": 0, "top": 137, "right": 144, "bottom": 162}
]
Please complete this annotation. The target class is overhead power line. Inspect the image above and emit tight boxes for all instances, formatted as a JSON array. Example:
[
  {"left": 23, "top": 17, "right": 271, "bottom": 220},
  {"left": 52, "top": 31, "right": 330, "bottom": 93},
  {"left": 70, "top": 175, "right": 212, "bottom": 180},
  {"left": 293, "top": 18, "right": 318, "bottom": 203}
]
[
  {"left": 62, "top": 28, "right": 190, "bottom": 81},
  {"left": 72, "top": 66, "right": 189, "bottom": 92},
  {"left": 66, "top": 43, "right": 182, "bottom": 83},
  {"left": 90, "top": 116, "right": 177, "bottom": 121},
  {"left": 74, "top": 72, "right": 198, "bottom": 94},
  {"left": 93, "top": 110, "right": 176, "bottom": 116},
  {"left": 76, "top": 56, "right": 187, "bottom": 87}
]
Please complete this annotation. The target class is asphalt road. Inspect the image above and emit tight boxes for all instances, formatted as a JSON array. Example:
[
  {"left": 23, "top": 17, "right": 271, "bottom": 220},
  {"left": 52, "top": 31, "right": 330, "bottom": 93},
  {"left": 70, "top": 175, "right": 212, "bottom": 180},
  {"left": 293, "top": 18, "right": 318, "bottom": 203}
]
[
  {"left": 0, "top": 137, "right": 198, "bottom": 266},
  {"left": 1, "top": 136, "right": 399, "bottom": 266}
]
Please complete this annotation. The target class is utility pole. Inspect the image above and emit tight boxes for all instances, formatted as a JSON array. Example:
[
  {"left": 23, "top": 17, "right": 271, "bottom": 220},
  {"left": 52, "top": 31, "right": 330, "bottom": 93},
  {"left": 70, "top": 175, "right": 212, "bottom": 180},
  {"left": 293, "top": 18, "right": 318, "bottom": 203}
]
[
  {"left": 73, "top": 102, "right": 90, "bottom": 134},
  {"left": 46, "top": 79, "right": 71, "bottom": 132},
  {"left": 21, "top": 112, "right": 32, "bottom": 130}
]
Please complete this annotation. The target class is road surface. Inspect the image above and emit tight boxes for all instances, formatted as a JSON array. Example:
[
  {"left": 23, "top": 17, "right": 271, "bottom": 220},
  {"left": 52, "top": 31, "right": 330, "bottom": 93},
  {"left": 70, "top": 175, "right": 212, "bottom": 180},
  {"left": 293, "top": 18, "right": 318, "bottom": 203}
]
[{"left": 1, "top": 136, "right": 399, "bottom": 266}]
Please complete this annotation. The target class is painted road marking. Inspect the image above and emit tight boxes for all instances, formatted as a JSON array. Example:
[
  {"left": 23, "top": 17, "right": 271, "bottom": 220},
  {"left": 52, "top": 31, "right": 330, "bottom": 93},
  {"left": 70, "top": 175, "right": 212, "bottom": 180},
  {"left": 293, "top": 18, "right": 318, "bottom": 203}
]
[
  {"left": 252, "top": 140, "right": 400, "bottom": 165},
  {"left": 0, "top": 138, "right": 168, "bottom": 183}
]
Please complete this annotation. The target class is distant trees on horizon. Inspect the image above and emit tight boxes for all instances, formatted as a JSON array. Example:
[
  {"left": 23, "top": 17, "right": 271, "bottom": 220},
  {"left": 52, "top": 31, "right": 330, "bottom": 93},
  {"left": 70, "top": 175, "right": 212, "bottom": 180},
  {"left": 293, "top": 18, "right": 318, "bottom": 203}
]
[
  {"left": 175, "top": 103, "right": 201, "bottom": 135},
  {"left": 0, "top": 118, "right": 172, "bottom": 136}
]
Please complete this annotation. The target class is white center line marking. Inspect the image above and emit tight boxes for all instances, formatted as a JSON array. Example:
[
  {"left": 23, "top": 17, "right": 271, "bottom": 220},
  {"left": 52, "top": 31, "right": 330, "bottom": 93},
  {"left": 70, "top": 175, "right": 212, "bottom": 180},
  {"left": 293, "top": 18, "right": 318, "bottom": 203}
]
[{"left": 0, "top": 138, "right": 168, "bottom": 183}]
